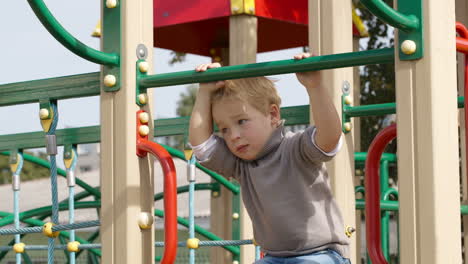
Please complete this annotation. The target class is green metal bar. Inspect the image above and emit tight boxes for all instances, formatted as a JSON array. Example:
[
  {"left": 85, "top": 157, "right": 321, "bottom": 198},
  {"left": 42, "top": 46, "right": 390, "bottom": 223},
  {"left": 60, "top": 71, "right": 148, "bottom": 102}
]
[
  {"left": 163, "top": 145, "right": 240, "bottom": 195},
  {"left": 345, "top": 96, "right": 464, "bottom": 119},
  {"left": 27, "top": 0, "right": 119, "bottom": 66},
  {"left": 154, "top": 183, "right": 216, "bottom": 201},
  {"left": 0, "top": 152, "right": 100, "bottom": 199},
  {"left": 360, "top": 0, "right": 419, "bottom": 31},
  {"left": 140, "top": 48, "right": 394, "bottom": 89},
  {"left": 380, "top": 161, "right": 390, "bottom": 260},
  {"left": 355, "top": 152, "right": 397, "bottom": 164},
  {"left": 154, "top": 210, "right": 240, "bottom": 256},
  {"left": 0, "top": 72, "right": 100, "bottom": 107}
]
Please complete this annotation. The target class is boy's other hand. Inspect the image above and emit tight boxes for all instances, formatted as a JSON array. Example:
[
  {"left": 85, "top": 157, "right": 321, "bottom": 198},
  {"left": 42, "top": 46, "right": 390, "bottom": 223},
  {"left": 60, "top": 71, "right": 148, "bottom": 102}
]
[
  {"left": 293, "top": 53, "right": 322, "bottom": 89},
  {"left": 196, "top": 63, "right": 225, "bottom": 92}
]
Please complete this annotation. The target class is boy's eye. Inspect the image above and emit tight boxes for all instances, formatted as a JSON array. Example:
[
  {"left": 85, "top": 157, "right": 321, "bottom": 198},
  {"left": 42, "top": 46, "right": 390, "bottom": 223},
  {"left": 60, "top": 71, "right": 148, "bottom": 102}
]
[
  {"left": 221, "top": 128, "right": 228, "bottom": 134},
  {"left": 238, "top": 119, "right": 247, "bottom": 125}
]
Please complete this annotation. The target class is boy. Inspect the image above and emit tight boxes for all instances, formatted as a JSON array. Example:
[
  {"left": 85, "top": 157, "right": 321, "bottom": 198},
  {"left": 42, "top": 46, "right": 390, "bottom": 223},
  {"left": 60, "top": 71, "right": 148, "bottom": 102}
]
[{"left": 189, "top": 53, "right": 350, "bottom": 264}]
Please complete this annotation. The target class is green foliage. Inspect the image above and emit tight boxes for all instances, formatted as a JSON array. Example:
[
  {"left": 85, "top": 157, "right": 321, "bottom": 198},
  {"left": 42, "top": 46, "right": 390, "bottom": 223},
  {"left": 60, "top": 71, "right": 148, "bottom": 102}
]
[
  {"left": 0, "top": 152, "right": 50, "bottom": 184},
  {"left": 168, "top": 51, "right": 187, "bottom": 65},
  {"left": 176, "top": 84, "right": 198, "bottom": 117}
]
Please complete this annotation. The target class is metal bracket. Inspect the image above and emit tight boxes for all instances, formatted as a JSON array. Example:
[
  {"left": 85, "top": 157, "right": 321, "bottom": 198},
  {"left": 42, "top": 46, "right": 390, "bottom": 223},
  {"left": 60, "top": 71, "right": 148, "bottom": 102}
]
[
  {"left": 341, "top": 81, "right": 352, "bottom": 134},
  {"left": 398, "top": 0, "right": 423, "bottom": 60},
  {"left": 102, "top": 0, "right": 121, "bottom": 92}
]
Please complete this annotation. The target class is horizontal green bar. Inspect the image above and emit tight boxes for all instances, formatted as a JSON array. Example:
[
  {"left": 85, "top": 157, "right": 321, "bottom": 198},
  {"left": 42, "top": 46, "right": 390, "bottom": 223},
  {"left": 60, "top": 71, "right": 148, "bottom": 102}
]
[
  {"left": 0, "top": 72, "right": 100, "bottom": 107},
  {"left": 346, "top": 96, "right": 464, "bottom": 118},
  {"left": 355, "top": 152, "right": 397, "bottom": 163},
  {"left": 360, "top": 0, "right": 419, "bottom": 31},
  {"left": 356, "top": 199, "right": 468, "bottom": 215},
  {"left": 27, "top": 0, "right": 119, "bottom": 66},
  {"left": 0, "top": 105, "right": 309, "bottom": 150},
  {"left": 140, "top": 48, "right": 394, "bottom": 88}
]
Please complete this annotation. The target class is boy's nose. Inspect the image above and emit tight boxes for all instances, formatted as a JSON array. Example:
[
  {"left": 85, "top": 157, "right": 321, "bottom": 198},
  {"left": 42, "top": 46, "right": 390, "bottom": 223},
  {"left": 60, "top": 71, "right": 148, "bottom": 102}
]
[{"left": 229, "top": 130, "right": 241, "bottom": 141}]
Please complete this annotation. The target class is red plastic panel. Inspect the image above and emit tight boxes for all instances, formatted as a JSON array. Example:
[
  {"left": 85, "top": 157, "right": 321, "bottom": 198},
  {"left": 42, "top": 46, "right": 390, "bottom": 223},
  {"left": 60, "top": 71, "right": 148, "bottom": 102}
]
[
  {"left": 255, "top": 0, "right": 307, "bottom": 24},
  {"left": 154, "top": 0, "right": 230, "bottom": 27}
]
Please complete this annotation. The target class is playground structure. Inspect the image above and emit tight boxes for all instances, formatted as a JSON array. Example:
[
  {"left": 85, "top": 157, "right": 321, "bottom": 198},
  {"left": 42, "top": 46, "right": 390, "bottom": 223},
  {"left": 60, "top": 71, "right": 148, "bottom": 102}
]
[{"left": 1, "top": 0, "right": 468, "bottom": 263}]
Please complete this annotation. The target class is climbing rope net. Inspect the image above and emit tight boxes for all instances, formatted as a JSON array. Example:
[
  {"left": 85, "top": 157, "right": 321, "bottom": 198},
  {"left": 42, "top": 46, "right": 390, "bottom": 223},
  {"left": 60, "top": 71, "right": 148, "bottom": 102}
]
[{"left": 0, "top": 102, "right": 260, "bottom": 264}]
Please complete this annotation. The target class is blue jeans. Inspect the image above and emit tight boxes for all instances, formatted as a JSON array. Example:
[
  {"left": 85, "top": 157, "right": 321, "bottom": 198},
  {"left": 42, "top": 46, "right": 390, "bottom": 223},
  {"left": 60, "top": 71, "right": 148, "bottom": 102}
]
[{"left": 253, "top": 249, "right": 351, "bottom": 264}]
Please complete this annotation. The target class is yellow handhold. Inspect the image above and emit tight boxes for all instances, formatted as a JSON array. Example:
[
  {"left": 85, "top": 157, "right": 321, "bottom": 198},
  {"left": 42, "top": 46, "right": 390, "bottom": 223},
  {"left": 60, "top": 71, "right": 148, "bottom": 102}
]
[
  {"left": 92, "top": 21, "right": 101, "bottom": 37},
  {"left": 67, "top": 241, "right": 80, "bottom": 252},
  {"left": 186, "top": 238, "right": 200, "bottom": 249},
  {"left": 231, "top": 0, "right": 255, "bottom": 15},
  {"left": 13, "top": 243, "right": 25, "bottom": 253},
  {"left": 184, "top": 149, "right": 193, "bottom": 160},
  {"left": 43, "top": 222, "right": 60, "bottom": 238}
]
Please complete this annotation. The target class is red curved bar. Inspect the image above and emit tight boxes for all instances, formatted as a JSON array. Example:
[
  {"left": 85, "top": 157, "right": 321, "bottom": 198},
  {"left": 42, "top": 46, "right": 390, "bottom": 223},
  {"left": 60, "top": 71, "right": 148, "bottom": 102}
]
[
  {"left": 365, "top": 124, "right": 396, "bottom": 264},
  {"left": 137, "top": 139, "right": 178, "bottom": 264}
]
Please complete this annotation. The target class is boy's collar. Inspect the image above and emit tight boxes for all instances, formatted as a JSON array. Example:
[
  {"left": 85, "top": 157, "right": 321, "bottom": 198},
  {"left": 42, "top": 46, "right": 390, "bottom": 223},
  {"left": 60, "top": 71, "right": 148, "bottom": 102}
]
[{"left": 254, "top": 120, "right": 285, "bottom": 160}]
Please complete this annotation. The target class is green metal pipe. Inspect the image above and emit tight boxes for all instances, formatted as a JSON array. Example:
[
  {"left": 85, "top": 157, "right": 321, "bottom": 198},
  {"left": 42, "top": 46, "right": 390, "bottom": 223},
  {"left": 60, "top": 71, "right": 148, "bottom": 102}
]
[
  {"left": 140, "top": 48, "right": 394, "bottom": 89},
  {"left": 27, "top": 0, "right": 119, "bottom": 66},
  {"left": 162, "top": 144, "right": 240, "bottom": 194},
  {"left": 0, "top": 151, "right": 100, "bottom": 199},
  {"left": 360, "top": 0, "right": 419, "bottom": 31},
  {"left": 355, "top": 152, "right": 397, "bottom": 163},
  {"left": 154, "top": 183, "right": 216, "bottom": 201},
  {"left": 345, "top": 96, "right": 464, "bottom": 118},
  {"left": 344, "top": 102, "right": 396, "bottom": 117},
  {"left": 154, "top": 210, "right": 240, "bottom": 256}
]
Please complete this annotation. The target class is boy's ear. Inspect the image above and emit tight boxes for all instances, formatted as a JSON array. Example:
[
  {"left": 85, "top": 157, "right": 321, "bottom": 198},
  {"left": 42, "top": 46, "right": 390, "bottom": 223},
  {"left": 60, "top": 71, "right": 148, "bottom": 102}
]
[{"left": 269, "top": 104, "right": 280, "bottom": 125}]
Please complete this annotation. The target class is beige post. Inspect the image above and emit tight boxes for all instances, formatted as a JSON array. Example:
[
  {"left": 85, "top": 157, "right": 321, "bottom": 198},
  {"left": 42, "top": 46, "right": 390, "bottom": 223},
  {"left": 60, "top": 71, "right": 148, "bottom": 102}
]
[
  {"left": 230, "top": 15, "right": 256, "bottom": 264},
  {"left": 395, "top": 0, "right": 462, "bottom": 263},
  {"left": 100, "top": 0, "right": 154, "bottom": 263},
  {"left": 352, "top": 35, "right": 362, "bottom": 262},
  {"left": 455, "top": 0, "right": 468, "bottom": 260},
  {"left": 309, "top": 1, "right": 356, "bottom": 262}
]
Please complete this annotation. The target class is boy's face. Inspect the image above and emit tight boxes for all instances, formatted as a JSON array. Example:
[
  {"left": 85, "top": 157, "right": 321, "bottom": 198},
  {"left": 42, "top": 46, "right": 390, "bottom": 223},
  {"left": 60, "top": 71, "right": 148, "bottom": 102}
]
[{"left": 212, "top": 98, "right": 279, "bottom": 160}]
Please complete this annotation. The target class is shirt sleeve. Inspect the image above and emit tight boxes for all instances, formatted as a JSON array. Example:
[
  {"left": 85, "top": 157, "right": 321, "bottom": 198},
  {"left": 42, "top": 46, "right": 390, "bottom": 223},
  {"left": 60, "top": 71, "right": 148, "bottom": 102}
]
[
  {"left": 293, "top": 126, "right": 341, "bottom": 163},
  {"left": 310, "top": 128, "right": 343, "bottom": 157},
  {"left": 191, "top": 134, "right": 240, "bottom": 180}
]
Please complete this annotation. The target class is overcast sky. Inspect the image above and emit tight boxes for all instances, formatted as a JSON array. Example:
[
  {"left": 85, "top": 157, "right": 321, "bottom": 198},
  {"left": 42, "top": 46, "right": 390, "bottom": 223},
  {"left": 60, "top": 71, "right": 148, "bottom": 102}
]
[{"left": 0, "top": 0, "right": 309, "bottom": 137}]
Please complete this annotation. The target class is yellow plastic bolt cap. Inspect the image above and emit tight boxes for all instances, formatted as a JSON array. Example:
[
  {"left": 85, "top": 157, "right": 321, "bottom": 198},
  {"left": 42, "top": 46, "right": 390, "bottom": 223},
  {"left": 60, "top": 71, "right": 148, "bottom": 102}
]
[
  {"left": 67, "top": 241, "right": 80, "bottom": 252},
  {"left": 138, "top": 94, "right": 148, "bottom": 105},
  {"left": 139, "top": 125, "right": 150, "bottom": 136},
  {"left": 345, "top": 225, "right": 356, "bottom": 238},
  {"left": 139, "top": 112, "right": 150, "bottom": 124},
  {"left": 43, "top": 222, "right": 59, "bottom": 238},
  {"left": 106, "top": 0, "right": 117, "bottom": 8},
  {"left": 233, "top": 261, "right": 240, "bottom": 264},
  {"left": 232, "top": 212, "right": 239, "bottom": 220},
  {"left": 13, "top": 243, "right": 25, "bottom": 253},
  {"left": 212, "top": 191, "right": 219, "bottom": 197},
  {"left": 344, "top": 122, "right": 352, "bottom": 132},
  {"left": 138, "top": 212, "right": 154, "bottom": 230},
  {"left": 139, "top": 61, "right": 149, "bottom": 73},
  {"left": 186, "top": 238, "right": 200, "bottom": 249},
  {"left": 401, "top": 40, "right": 417, "bottom": 55},
  {"left": 39, "top": 108, "right": 50, "bottom": 120},
  {"left": 103, "top": 74, "right": 116, "bottom": 87},
  {"left": 344, "top": 95, "right": 352, "bottom": 105}
]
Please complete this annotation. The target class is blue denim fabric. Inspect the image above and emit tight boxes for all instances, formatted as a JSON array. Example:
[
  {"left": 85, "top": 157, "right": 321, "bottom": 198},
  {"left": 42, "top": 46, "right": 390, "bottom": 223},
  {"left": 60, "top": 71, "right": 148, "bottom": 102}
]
[{"left": 253, "top": 249, "right": 351, "bottom": 264}]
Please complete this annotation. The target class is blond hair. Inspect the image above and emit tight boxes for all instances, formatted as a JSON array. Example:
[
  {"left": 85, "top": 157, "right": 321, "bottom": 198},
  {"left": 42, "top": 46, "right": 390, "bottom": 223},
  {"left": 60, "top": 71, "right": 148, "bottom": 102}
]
[{"left": 211, "top": 77, "right": 281, "bottom": 115}]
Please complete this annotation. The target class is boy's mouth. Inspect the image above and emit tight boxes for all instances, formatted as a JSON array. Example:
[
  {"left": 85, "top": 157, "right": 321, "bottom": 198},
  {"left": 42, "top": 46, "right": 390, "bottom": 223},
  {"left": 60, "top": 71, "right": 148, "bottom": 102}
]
[{"left": 236, "top": 144, "right": 248, "bottom": 152}]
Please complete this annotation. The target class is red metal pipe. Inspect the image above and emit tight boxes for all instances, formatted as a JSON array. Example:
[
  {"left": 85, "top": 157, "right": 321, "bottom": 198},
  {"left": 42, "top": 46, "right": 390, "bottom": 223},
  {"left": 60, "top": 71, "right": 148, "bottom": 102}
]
[
  {"left": 136, "top": 111, "right": 178, "bottom": 264},
  {"left": 365, "top": 124, "right": 396, "bottom": 264},
  {"left": 456, "top": 22, "right": 468, "bottom": 201}
]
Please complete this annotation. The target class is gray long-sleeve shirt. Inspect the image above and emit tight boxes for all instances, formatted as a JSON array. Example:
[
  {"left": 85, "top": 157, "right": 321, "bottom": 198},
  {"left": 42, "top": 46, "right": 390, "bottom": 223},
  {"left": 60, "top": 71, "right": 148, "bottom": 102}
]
[{"left": 197, "top": 124, "right": 350, "bottom": 258}]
